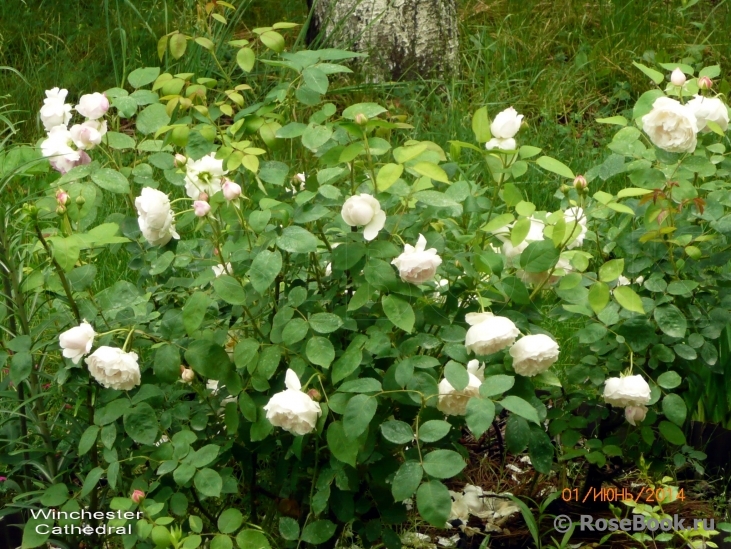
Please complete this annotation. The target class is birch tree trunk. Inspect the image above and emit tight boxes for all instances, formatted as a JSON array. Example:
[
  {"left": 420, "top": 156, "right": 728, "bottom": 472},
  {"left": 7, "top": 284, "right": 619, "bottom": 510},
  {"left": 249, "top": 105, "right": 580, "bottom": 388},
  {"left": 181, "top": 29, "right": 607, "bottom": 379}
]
[{"left": 307, "top": 0, "right": 459, "bottom": 82}]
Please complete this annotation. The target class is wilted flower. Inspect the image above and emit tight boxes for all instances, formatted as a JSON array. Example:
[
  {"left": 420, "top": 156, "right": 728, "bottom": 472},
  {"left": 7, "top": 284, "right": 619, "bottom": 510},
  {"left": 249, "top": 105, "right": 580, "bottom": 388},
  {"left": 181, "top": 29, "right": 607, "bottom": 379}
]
[
  {"left": 687, "top": 95, "right": 729, "bottom": 132},
  {"left": 446, "top": 491, "right": 470, "bottom": 527},
  {"left": 509, "top": 334, "right": 559, "bottom": 377},
  {"left": 670, "top": 68, "right": 686, "bottom": 87},
  {"left": 40, "top": 87, "right": 72, "bottom": 131},
  {"left": 392, "top": 234, "right": 442, "bottom": 284},
  {"left": 212, "top": 263, "right": 232, "bottom": 278},
  {"left": 222, "top": 178, "right": 242, "bottom": 200},
  {"left": 264, "top": 369, "right": 322, "bottom": 435},
  {"left": 603, "top": 375, "right": 652, "bottom": 407},
  {"left": 464, "top": 312, "right": 520, "bottom": 356},
  {"left": 59, "top": 321, "right": 96, "bottom": 364},
  {"left": 184, "top": 153, "right": 227, "bottom": 199},
  {"left": 193, "top": 200, "right": 210, "bottom": 217},
  {"left": 341, "top": 194, "right": 386, "bottom": 241},
  {"left": 75, "top": 92, "right": 110, "bottom": 120},
  {"left": 625, "top": 405, "right": 648, "bottom": 426},
  {"left": 641, "top": 96, "right": 697, "bottom": 153},
  {"left": 490, "top": 107, "right": 523, "bottom": 139},
  {"left": 85, "top": 346, "right": 141, "bottom": 391},
  {"left": 135, "top": 188, "right": 179, "bottom": 246}
]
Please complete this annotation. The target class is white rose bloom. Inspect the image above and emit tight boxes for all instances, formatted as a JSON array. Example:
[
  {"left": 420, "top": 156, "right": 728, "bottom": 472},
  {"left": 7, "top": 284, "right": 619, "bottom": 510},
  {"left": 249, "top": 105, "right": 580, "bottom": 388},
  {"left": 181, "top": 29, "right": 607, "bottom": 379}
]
[
  {"left": 625, "top": 405, "right": 648, "bottom": 426},
  {"left": 485, "top": 137, "right": 516, "bottom": 151},
  {"left": 58, "top": 321, "right": 96, "bottom": 364},
  {"left": 563, "top": 207, "right": 587, "bottom": 249},
  {"left": 184, "top": 153, "right": 227, "bottom": 199},
  {"left": 341, "top": 194, "right": 387, "bottom": 241},
  {"left": 687, "top": 95, "right": 729, "bottom": 133},
  {"left": 641, "top": 96, "right": 697, "bottom": 153},
  {"left": 69, "top": 121, "right": 104, "bottom": 150},
  {"left": 41, "top": 125, "right": 80, "bottom": 174},
  {"left": 603, "top": 375, "right": 652, "bottom": 407},
  {"left": 85, "top": 346, "right": 141, "bottom": 391},
  {"left": 498, "top": 217, "right": 545, "bottom": 262},
  {"left": 264, "top": 369, "right": 322, "bottom": 435},
  {"left": 466, "top": 359, "right": 485, "bottom": 382},
  {"left": 490, "top": 107, "right": 523, "bottom": 139},
  {"left": 446, "top": 491, "right": 470, "bottom": 527},
  {"left": 40, "top": 87, "right": 73, "bottom": 130},
  {"left": 75, "top": 92, "right": 110, "bottom": 120},
  {"left": 437, "top": 369, "right": 482, "bottom": 417},
  {"left": 464, "top": 312, "right": 519, "bottom": 356},
  {"left": 391, "top": 234, "right": 442, "bottom": 284},
  {"left": 616, "top": 276, "right": 631, "bottom": 286},
  {"left": 212, "top": 263, "right": 232, "bottom": 277},
  {"left": 135, "top": 187, "right": 179, "bottom": 246},
  {"left": 509, "top": 334, "right": 559, "bottom": 377}
]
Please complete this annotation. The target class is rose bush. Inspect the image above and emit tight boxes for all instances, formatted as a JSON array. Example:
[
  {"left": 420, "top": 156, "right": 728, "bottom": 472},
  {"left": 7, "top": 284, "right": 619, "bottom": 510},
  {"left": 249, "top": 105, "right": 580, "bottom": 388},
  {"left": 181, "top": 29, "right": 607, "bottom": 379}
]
[{"left": 0, "top": 10, "right": 729, "bottom": 548}]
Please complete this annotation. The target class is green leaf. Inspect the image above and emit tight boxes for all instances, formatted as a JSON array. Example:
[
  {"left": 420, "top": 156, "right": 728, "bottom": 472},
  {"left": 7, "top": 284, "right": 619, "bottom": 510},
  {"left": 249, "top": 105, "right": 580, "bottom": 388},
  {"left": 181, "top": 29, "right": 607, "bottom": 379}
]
[
  {"left": 654, "top": 305, "right": 687, "bottom": 338},
  {"left": 185, "top": 340, "right": 231, "bottom": 379},
  {"left": 105, "top": 131, "right": 136, "bottom": 150},
  {"left": 169, "top": 33, "right": 188, "bottom": 59},
  {"left": 632, "top": 61, "right": 664, "bottom": 84},
  {"left": 218, "top": 508, "right": 243, "bottom": 534},
  {"left": 376, "top": 163, "right": 404, "bottom": 191},
  {"left": 466, "top": 398, "right": 495, "bottom": 438},
  {"left": 248, "top": 250, "right": 282, "bottom": 294},
  {"left": 282, "top": 318, "right": 309, "bottom": 343},
  {"left": 332, "top": 340, "right": 363, "bottom": 384},
  {"left": 339, "top": 378, "right": 382, "bottom": 393},
  {"left": 195, "top": 468, "right": 222, "bottom": 498},
  {"left": 79, "top": 425, "right": 99, "bottom": 456},
  {"left": 236, "top": 530, "right": 270, "bottom": 549},
  {"left": 309, "top": 312, "right": 343, "bottom": 334},
  {"left": 505, "top": 415, "right": 530, "bottom": 453},
  {"left": 499, "top": 396, "right": 540, "bottom": 425},
  {"left": 40, "top": 484, "right": 69, "bottom": 507},
  {"left": 412, "top": 161, "right": 449, "bottom": 183},
  {"left": 306, "top": 336, "right": 335, "bottom": 368},
  {"left": 657, "top": 371, "right": 681, "bottom": 389},
  {"left": 599, "top": 259, "right": 624, "bottom": 282},
  {"left": 418, "top": 420, "right": 452, "bottom": 442},
  {"left": 136, "top": 102, "right": 171, "bottom": 135},
  {"left": 472, "top": 106, "right": 491, "bottom": 142},
  {"left": 191, "top": 444, "right": 220, "bottom": 468},
  {"left": 380, "top": 420, "right": 414, "bottom": 444},
  {"left": 213, "top": 275, "right": 247, "bottom": 305},
  {"left": 596, "top": 115, "right": 628, "bottom": 126},
  {"left": 259, "top": 30, "right": 285, "bottom": 53},
  {"left": 392, "top": 461, "right": 423, "bottom": 501},
  {"left": 277, "top": 226, "right": 319, "bottom": 253},
  {"left": 91, "top": 168, "right": 130, "bottom": 194},
  {"left": 123, "top": 403, "right": 158, "bottom": 445},
  {"left": 422, "top": 449, "right": 467, "bottom": 479},
  {"left": 662, "top": 394, "right": 687, "bottom": 426},
  {"left": 528, "top": 426, "right": 554, "bottom": 474},
  {"left": 444, "top": 362, "right": 469, "bottom": 392},
  {"left": 303, "top": 66, "right": 329, "bottom": 94},
  {"left": 479, "top": 375, "right": 515, "bottom": 398},
  {"left": 416, "top": 481, "right": 452, "bottom": 527},
  {"left": 183, "top": 292, "right": 210, "bottom": 335},
  {"left": 128, "top": 67, "right": 161, "bottom": 88},
  {"left": 236, "top": 47, "right": 256, "bottom": 72},
  {"left": 327, "top": 421, "right": 357, "bottom": 466},
  {"left": 414, "top": 190, "right": 462, "bottom": 211},
  {"left": 279, "top": 518, "right": 299, "bottom": 541},
  {"left": 343, "top": 394, "right": 377, "bottom": 439},
  {"left": 536, "top": 156, "right": 575, "bottom": 179},
  {"left": 667, "top": 280, "right": 698, "bottom": 296},
  {"left": 342, "top": 102, "right": 387, "bottom": 120},
  {"left": 588, "top": 282, "right": 610, "bottom": 314},
  {"left": 211, "top": 535, "right": 233, "bottom": 549},
  {"left": 520, "top": 240, "right": 559, "bottom": 273},
  {"left": 382, "top": 295, "right": 415, "bottom": 333},
  {"left": 301, "top": 520, "right": 337, "bottom": 545},
  {"left": 659, "top": 420, "right": 686, "bottom": 445},
  {"left": 613, "top": 286, "right": 645, "bottom": 314},
  {"left": 256, "top": 345, "right": 282, "bottom": 379},
  {"left": 301, "top": 124, "right": 333, "bottom": 152},
  {"left": 22, "top": 516, "right": 51, "bottom": 548}
]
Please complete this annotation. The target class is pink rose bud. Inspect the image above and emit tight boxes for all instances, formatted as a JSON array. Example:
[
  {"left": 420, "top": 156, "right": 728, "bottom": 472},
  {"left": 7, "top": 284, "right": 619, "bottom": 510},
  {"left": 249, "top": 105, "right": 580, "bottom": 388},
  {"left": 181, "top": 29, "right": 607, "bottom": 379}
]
[
  {"left": 222, "top": 179, "right": 242, "bottom": 201},
  {"left": 573, "top": 174, "right": 588, "bottom": 192},
  {"left": 193, "top": 200, "right": 210, "bottom": 217},
  {"left": 306, "top": 388, "right": 322, "bottom": 402},
  {"left": 131, "top": 489, "right": 145, "bottom": 504},
  {"left": 174, "top": 154, "right": 188, "bottom": 167},
  {"left": 355, "top": 113, "right": 369, "bottom": 126},
  {"left": 698, "top": 76, "right": 713, "bottom": 90},
  {"left": 198, "top": 192, "right": 209, "bottom": 202},
  {"left": 181, "top": 368, "right": 195, "bottom": 383},
  {"left": 670, "top": 68, "right": 686, "bottom": 86},
  {"left": 56, "top": 189, "right": 69, "bottom": 205},
  {"left": 0, "top": 476, "right": 6, "bottom": 482}
]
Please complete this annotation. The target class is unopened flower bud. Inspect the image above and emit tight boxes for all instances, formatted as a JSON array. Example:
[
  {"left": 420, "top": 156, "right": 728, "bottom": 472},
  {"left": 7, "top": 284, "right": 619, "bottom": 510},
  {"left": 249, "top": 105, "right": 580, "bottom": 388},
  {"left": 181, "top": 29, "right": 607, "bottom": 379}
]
[
  {"left": 174, "top": 154, "right": 188, "bottom": 167},
  {"left": 559, "top": 184, "right": 570, "bottom": 194},
  {"left": 193, "top": 200, "right": 210, "bottom": 217},
  {"left": 56, "top": 189, "right": 69, "bottom": 206},
  {"left": 181, "top": 368, "right": 195, "bottom": 383},
  {"left": 75, "top": 196, "right": 86, "bottom": 206},
  {"left": 355, "top": 113, "right": 368, "bottom": 126},
  {"left": 573, "top": 174, "right": 588, "bottom": 192},
  {"left": 56, "top": 205, "right": 66, "bottom": 215},
  {"left": 222, "top": 178, "right": 242, "bottom": 201},
  {"left": 698, "top": 76, "right": 713, "bottom": 90},
  {"left": 670, "top": 68, "right": 686, "bottom": 87},
  {"left": 131, "top": 489, "right": 145, "bottom": 504},
  {"left": 198, "top": 192, "right": 209, "bottom": 202},
  {"left": 306, "top": 388, "right": 322, "bottom": 402}
]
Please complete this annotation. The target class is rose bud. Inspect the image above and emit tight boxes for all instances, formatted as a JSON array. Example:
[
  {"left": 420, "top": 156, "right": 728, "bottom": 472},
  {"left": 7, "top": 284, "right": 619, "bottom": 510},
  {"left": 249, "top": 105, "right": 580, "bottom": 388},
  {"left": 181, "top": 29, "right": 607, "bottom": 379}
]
[
  {"left": 181, "top": 368, "right": 195, "bottom": 383},
  {"left": 174, "top": 154, "right": 188, "bottom": 167},
  {"left": 306, "top": 388, "right": 322, "bottom": 402},
  {"left": 193, "top": 200, "right": 211, "bottom": 217},
  {"left": 222, "top": 178, "right": 242, "bottom": 201},
  {"left": 670, "top": 68, "right": 686, "bottom": 87},
  {"left": 573, "top": 174, "right": 588, "bottom": 192},
  {"left": 698, "top": 76, "right": 713, "bottom": 90},
  {"left": 131, "top": 489, "right": 145, "bottom": 504},
  {"left": 56, "top": 189, "right": 69, "bottom": 206},
  {"left": 355, "top": 113, "right": 369, "bottom": 125}
]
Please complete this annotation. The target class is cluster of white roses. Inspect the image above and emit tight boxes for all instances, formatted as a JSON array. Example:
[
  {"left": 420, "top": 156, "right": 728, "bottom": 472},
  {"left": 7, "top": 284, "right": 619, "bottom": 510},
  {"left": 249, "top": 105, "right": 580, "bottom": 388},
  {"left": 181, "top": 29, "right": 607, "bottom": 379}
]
[
  {"left": 58, "top": 321, "right": 141, "bottom": 391},
  {"left": 642, "top": 70, "right": 729, "bottom": 153},
  {"left": 602, "top": 374, "right": 652, "bottom": 426},
  {"left": 438, "top": 313, "right": 560, "bottom": 416},
  {"left": 39, "top": 88, "right": 109, "bottom": 174}
]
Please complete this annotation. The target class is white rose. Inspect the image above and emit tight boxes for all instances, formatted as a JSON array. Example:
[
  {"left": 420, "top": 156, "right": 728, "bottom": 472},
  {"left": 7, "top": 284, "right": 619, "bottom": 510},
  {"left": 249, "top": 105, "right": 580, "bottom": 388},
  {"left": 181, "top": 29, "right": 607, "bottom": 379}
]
[
  {"left": 181, "top": 368, "right": 195, "bottom": 383},
  {"left": 184, "top": 153, "right": 227, "bottom": 199},
  {"left": 391, "top": 234, "right": 442, "bottom": 284},
  {"left": 625, "top": 405, "right": 648, "bottom": 426},
  {"left": 563, "top": 206, "right": 587, "bottom": 249},
  {"left": 616, "top": 276, "right": 631, "bottom": 287},
  {"left": 264, "top": 369, "right": 322, "bottom": 435},
  {"left": 58, "top": 321, "right": 96, "bottom": 364},
  {"left": 464, "top": 312, "right": 519, "bottom": 356},
  {"left": 135, "top": 187, "right": 179, "bottom": 246},
  {"left": 446, "top": 491, "right": 470, "bottom": 527},
  {"left": 85, "top": 346, "right": 141, "bottom": 390},
  {"left": 40, "top": 87, "right": 72, "bottom": 131},
  {"left": 603, "top": 375, "right": 652, "bottom": 407},
  {"left": 341, "top": 194, "right": 386, "bottom": 241},
  {"left": 687, "top": 95, "right": 729, "bottom": 133},
  {"left": 437, "top": 370, "right": 482, "bottom": 416},
  {"left": 641, "top": 96, "right": 697, "bottom": 153},
  {"left": 498, "top": 217, "right": 545, "bottom": 262},
  {"left": 69, "top": 121, "right": 103, "bottom": 150},
  {"left": 670, "top": 68, "right": 686, "bottom": 87},
  {"left": 75, "top": 92, "right": 110, "bottom": 120},
  {"left": 509, "top": 334, "right": 559, "bottom": 377},
  {"left": 466, "top": 359, "right": 485, "bottom": 382},
  {"left": 485, "top": 137, "right": 516, "bottom": 151},
  {"left": 490, "top": 107, "right": 523, "bottom": 139},
  {"left": 212, "top": 263, "right": 232, "bottom": 277},
  {"left": 41, "top": 126, "right": 81, "bottom": 174}
]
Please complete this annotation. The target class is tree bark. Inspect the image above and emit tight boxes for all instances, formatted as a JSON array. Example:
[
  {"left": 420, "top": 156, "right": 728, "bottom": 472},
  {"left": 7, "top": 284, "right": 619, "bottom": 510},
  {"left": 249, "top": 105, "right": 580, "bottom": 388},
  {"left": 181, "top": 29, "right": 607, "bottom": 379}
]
[{"left": 307, "top": 0, "right": 459, "bottom": 82}]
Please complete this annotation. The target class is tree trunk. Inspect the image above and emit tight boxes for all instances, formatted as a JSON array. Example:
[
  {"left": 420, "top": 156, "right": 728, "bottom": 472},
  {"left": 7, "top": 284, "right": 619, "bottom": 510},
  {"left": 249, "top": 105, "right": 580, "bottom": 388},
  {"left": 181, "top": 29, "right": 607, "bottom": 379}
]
[{"left": 307, "top": 0, "right": 459, "bottom": 82}]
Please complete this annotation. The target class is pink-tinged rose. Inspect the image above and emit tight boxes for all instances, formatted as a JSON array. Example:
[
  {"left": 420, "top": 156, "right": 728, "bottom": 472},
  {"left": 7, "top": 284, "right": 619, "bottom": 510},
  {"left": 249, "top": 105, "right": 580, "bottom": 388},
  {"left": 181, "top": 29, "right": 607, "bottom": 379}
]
[
  {"left": 193, "top": 200, "right": 211, "bottom": 217},
  {"left": 222, "top": 178, "right": 242, "bottom": 200},
  {"left": 131, "top": 489, "right": 145, "bottom": 504}
]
